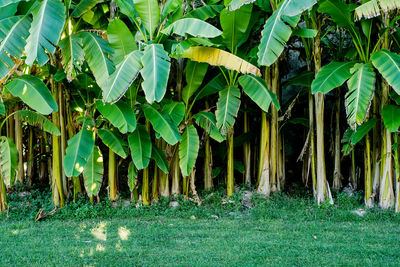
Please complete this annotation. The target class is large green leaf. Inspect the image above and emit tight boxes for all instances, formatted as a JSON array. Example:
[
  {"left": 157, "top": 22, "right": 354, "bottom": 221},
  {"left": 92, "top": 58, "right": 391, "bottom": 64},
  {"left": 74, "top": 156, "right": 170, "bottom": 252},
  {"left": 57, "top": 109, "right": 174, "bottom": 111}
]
[
  {"left": 0, "top": 16, "right": 31, "bottom": 80},
  {"left": 179, "top": 125, "right": 199, "bottom": 177},
  {"left": 317, "top": 0, "right": 354, "bottom": 29},
  {"left": 382, "top": 105, "right": 400, "bottom": 132},
  {"left": 71, "top": 0, "right": 98, "bottom": 17},
  {"left": 351, "top": 118, "right": 378, "bottom": 145},
  {"left": 162, "top": 18, "right": 222, "bottom": 38},
  {"left": 0, "top": 136, "right": 18, "bottom": 186},
  {"left": 185, "top": 5, "right": 223, "bottom": 19},
  {"left": 133, "top": 0, "right": 160, "bottom": 39},
  {"left": 228, "top": 0, "right": 255, "bottom": 11},
  {"left": 142, "top": 104, "right": 181, "bottom": 145},
  {"left": 128, "top": 124, "right": 152, "bottom": 170},
  {"left": 63, "top": 120, "right": 95, "bottom": 177},
  {"left": 128, "top": 161, "right": 137, "bottom": 192},
  {"left": 371, "top": 49, "right": 400, "bottom": 96},
  {"left": 0, "top": 0, "right": 25, "bottom": 8},
  {"left": 140, "top": 44, "right": 170, "bottom": 103},
  {"left": 216, "top": 86, "right": 241, "bottom": 135},
  {"left": 79, "top": 32, "right": 115, "bottom": 89},
  {"left": 195, "top": 73, "right": 226, "bottom": 101},
  {"left": 193, "top": 111, "right": 225, "bottom": 142},
  {"left": 161, "top": 101, "right": 185, "bottom": 126},
  {"left": 152, "top": 146, "right": 169, "bottom": 174},
  {"left": 220, "top": 4, "right": 252, "bottom": 52},
  {"left": 102, "top": 50, "right": 142, "bottom": 103},
  {"left": 115, "top": 0, "right": 138, "bottom": 19},
  {"left": 25, "top": 0, "right": 66, "bottom": 66},
  {"left": 97, "top": 128, "right": 128, "bottom": 158},
  {"left": 107, "top": 19, "right": 137, "bottom": 65},
  {"left": 182, "top": 61, "right": 208, "bottom": 104},
  {"left": 0, "top": 101, "right": 4, "bottom": 115},
  {"left": 238, "top": 74, "right": 280, "bottom": 112},
  {"left": 15, "top": 110, "right": 60, "bottom": 136},
  {"left": 96, "top": 101, "right": 136, "bottom": 134},
  {"left": 257, "top": 0, "right": 316, "bottom": 66},
  {"left": 345, "top": 63, "right": 375, "bottom": 129},
  {"left": 59, "top": 35, "right": 84, "bottom": 82},
  {"left": 4, "top": 75, "right": 58, "bottom": 115},
  {"left": 83, "top": 145, "right": 103, "bottom": 198},
  {"left": 311, "top": 62, "right": 356, "bottom": 94}
]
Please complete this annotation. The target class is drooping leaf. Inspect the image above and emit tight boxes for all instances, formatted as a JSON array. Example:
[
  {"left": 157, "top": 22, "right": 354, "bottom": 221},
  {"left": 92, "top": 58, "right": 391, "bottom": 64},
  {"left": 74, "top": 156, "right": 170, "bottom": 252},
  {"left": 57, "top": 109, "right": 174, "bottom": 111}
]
[
  {"left": 371, "top": 49, "right": 400, "bottom": 96},
  {"left": 161, "top": 101, "right": 185, "bottom": 126},
  {"left": 195, "top": 73, "right": 226, "bottom": 100},
  {"left": 185, "top": 5, "right": 223, "bottom": 19},
  {"left": 194, "top": 111, "right": 225, "bottom": 142},
  {"left": 4, "top": 75, "right": 58, "bottom": 115},
  {"left": 311, "top": 61, "right": 356, "bottom": 94},
  {"left": 96, "top": 101, "right": 136, "bottom": 134},
  {"left": 128, "top": 124, "right": 152, "bottom": 170},
  {"left": 355, "top": 0, "right": 400, "bottom": 20},
  {"left": 142, "top": 104, "right": 181, "bottom": 145},
  {"left": 162, "top": 18, "right": 222, "bottom": 38},
  {"left": 25, "top": 0, "right": 66, "bottom": 66},
  {"left": 102, "top": 50, "right": 142, "bottom": 103},
  {"left": 83, "top": 145, "right": 103, "bottom": 197},
  {"left": 345, "top": 63, "right": 375, "bottom": 129},
  {"left": 382, "top": 105, "right": 400, "bottom": 132},
  {"left": 0, "top": 136, "right": 18, "bottom": 186},
  {"left": 140, "top": 44, "right": 171, "bottom": 103},
  {"left": 15, "top": 110, "right": 60, "bottom": 136},
  {"left": 107, "top": 19, "right": 137, "bottom": 65},
  {"left": 0, "top": 101, "right": 4, "bottom": 115},
  {"left": 0, "top": 15, "right": 31, "bottom": 81},
  {"left": 220, "top": 4, "right": 252, "bottom": 52},
  {"left": 228, "top": 0, "right": 256, "bottom": 11},
  {"left": 128, "top": 161, "right": 137, "bottom": 192},
  {"left": 182, "top": 61, "right": 208, "bottom": 104},
  {"left": 182, "top": 46, "right": 261, "bottom": 76},
  {"left": 79, "top": 32, "right": 115, "bottom": 89},
  {"left": 179, "top": 125, "right": 199, "bottom": 177},
  {"left": 97, "top": 128, "right": 128, "bottom": 158},
  {"left": 152, "top": 146, "right": 169, "bottom": 174},
  {"left": 133, "top": 0, "right": 160, "bottom": 39},
  {"left": 292, "top": 28, "right": 318, "bottom": 38},
  {"left": 216, "top": 86, "right": 241, "bottom": 135},
  {"left": 71, "top": 0, "right": 98, "bottom": 17},
  {"left": 239, "top": 74, "right": 280, "bottom": 112},
  {"left": 59, "top": 35, "right": 84, "bottom": 82},
  {"left": 317, "top": 0, "right": 354, "bottom": 29},
  {"left": 161, "top": 0, "right": 182, "bottom": 20},
  {"left": 351, "top": 118, "right": 378, "bottom": 145},
  {"left": 115, "top": 0, "right": 138, "bottom": 19},
  {"left": 63, "top": 121, "right": 95, "bottom": 177}
]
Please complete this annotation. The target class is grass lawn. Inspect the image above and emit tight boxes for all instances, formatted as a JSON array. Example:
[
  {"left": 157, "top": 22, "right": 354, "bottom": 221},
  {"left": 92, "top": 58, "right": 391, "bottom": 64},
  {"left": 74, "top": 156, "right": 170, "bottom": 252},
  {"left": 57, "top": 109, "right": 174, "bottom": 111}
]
[
  {"left": 1, "top": 217, "right": 400, "bottom": 266},
  {"left": 1, "top": 188, "right": 400, "bottom": 266}
]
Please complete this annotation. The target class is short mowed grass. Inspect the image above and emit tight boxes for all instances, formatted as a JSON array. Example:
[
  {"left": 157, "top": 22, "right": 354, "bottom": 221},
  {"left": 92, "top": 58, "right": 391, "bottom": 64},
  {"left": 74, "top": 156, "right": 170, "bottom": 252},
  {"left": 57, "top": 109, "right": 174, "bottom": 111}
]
[{"left": 1, "top": 187, "right": 400, "bottom": 266}]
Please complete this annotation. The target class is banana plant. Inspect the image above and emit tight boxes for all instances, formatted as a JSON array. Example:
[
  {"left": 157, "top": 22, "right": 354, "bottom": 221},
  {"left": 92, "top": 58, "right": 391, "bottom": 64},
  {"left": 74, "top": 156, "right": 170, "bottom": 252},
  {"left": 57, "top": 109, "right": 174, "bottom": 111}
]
[{"left": 312, "top": 0, "right": 400, "bottom": 208}]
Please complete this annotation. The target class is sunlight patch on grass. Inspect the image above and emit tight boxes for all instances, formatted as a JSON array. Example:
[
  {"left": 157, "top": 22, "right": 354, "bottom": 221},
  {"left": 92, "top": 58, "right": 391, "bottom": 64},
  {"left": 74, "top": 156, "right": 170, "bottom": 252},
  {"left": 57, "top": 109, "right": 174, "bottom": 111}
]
[
  {"left": 91, "top": 222, "right": 107, "bottom": 241},
  {"left": 118, "top": 226, "right": 130, "bottom": 240}
]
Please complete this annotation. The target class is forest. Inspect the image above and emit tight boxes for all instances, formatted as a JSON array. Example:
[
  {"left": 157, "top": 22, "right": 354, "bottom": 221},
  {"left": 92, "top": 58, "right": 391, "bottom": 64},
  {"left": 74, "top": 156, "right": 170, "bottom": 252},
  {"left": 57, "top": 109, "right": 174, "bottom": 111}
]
[{"left": 1, "top": 0, "right": 400, "bottom": 214}]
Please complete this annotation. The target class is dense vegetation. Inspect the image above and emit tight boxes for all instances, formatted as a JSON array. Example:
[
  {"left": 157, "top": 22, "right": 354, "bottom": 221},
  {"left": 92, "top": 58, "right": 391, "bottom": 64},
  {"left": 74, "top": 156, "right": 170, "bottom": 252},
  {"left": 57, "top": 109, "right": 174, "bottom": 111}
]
[{"left": 1, "top": 0, "right": 400, "bottom": 214}]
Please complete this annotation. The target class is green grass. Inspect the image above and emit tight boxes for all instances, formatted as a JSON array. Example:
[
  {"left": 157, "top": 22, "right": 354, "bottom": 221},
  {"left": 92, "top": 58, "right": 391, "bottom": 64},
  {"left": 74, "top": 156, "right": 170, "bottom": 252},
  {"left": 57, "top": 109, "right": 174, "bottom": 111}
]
[{"left": 1, "top": 188, "right": 400, "bottom": 266}]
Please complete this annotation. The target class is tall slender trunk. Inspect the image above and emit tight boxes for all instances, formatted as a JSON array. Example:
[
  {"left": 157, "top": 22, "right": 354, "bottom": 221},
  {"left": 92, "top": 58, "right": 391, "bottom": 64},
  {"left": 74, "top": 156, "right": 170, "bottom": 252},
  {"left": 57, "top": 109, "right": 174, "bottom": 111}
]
[
  {"left": 226, "top": 128, "right": 235, "bottom": 197},
  {"left": 158, "top": 140, "right": 170, "bottom": 197},
  {"left": 394, "top": 135, "right": 400, "bottom": 212},
  {"left": 333, "top": 90, "right": 342, "bottom": 190},
  {"left": 365, "top": 131, "right": 373, "bottom": 207},
  {"left": 108, "top": 148, "right": 117, "bottom": 201},
  {"left": 50, "top": 76, "right": 64, "bottom": 207},
  {"left": 313, "top": 25, "right": 333, "bottom": 204},
  {"left": 372, "top": 95, "right": 380, "bottom": 200},
  {"left": 243, "top": 105, "right": 251, "bottom": 186},
  {"left": 58, "top": 84, "right": 68, "bottom": 197},
  {"left": 171, "top": 148, "right": 180, "bottom": 195},
  {"left": 257, "top": 113, "right": 270, "bottom": 195},
  {"left": 15, "top": 103, "right": 24, "bottom": 184},
  {"left": 379, "top": 18, "right": 394, "bottom": 209},
  {"left": 204, "top": 133, "right": 213, "bottom": 190},
  {"left": 26, "top": 126, "right": 34, "bottom": 186},
  {"left": 142, "top": 120, "right": 151, "bottom": 205},
  {"left": 152, "top": 165, "right": 159, "bottom": 200},
  {"left": 270, "top": 62, "right": 280, "bottom": 192}
]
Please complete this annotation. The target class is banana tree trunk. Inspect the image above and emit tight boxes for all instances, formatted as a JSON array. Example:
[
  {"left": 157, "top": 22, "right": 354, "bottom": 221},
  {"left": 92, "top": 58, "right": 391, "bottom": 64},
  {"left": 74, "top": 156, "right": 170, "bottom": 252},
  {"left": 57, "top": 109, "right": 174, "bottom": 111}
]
[
  {"left": 270, "top": 62, "right": 280, "bottom": 193},
  {"left": 226, "top": 128, "right": 235, "bottom": 198},
  {"left": 51, "top": 77, "right": 64, "bottom": 207},
  {"left": 243, "top": 106, "right": 251, "bottom": 186},
  {"left": 58, "top": 84, "right": 68, "bottom": 197},
  {"left": 394, "top": 135, "right": 400, "bottom": 212},
  {"left": 142, "top": 120, "right": 151, "bottom": 205},
  {"left": 171, "top": 146, "right": 180, "bottom": 195},
  {"left": 108, "top": 148, "right": 118, "bottom": 201},
  {"left": 204, "top": 133, "right": 213, "bottom": 190},
  {"left": 152, "top": 165, "right": 159, "bottom": 200},
  {"left": 15, "top": 103, "right": 24, "bottom": 184},
  {"left": 365, "top": 131, "right": 373, "bottom": 207},
  {"left": 313, "top": 27, "right": 333, "bottom": 204},
  {"left": 333, "top": 91, "right": 342, "bottom": 191},
  {"left": 257, "top": 112, "right": 270, "bottom": 195},
  {"left": 26, "top": 126, "right": 34, "bottom": 186}
]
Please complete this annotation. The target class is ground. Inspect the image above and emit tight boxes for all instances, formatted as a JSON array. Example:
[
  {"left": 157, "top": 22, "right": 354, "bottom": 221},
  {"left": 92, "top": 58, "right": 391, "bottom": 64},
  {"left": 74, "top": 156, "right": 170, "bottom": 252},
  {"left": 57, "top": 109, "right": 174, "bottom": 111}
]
[{"left": 1, "top": 188, "right": 400, "bottom": 266}]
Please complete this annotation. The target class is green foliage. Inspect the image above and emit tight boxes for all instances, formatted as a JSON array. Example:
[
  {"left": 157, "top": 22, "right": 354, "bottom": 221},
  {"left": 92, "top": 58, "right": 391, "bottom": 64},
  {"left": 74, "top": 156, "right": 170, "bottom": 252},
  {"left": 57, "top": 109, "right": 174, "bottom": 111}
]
[
  {"left": 162, "top": 18, "right": 223, "bottom": 38},
  {"left": 216, "top": 86, "right": 241, "bottom": 135},
  {"left": 179, "top": 125, "right": 199, "bottom": 177},
  {"left": 107, "top": 19, "right": 137, "bottom": 65},
  {"left": 382, "top": 105, "right": 400, "bottom": 132},
  {"left": 96, "top": 101, "right": 137, "bottom": 134},
  {"left": 128, "top": 125, "right": 152, "bottom": 170},
  {"left": 97, "top": 128, "right": 128, "bottom": 158},
  {"left": 311, "top": 62, "right": 355, "bottom": 94},
  {"left": 83, "top": 146, "right": 103, "bottom": 197},
  {"left": 0, "top": 136, "right": 18, "bottom": 186}
]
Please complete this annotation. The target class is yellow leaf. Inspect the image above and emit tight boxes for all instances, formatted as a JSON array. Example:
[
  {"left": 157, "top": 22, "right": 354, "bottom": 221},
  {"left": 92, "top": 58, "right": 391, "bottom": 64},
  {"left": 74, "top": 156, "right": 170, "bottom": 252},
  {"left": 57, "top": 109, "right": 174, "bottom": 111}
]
[{"left": 182, "top": 46, "right": 261, "bottom": 77}]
